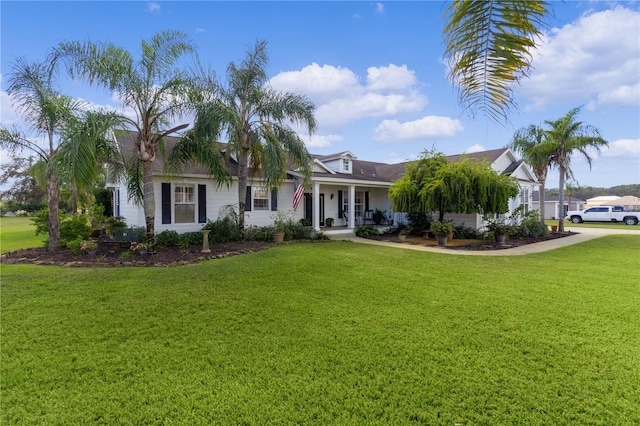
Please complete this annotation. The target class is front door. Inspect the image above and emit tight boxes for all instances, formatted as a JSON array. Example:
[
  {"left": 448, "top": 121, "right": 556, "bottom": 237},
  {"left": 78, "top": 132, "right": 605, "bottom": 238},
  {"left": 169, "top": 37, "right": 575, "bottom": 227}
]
[
  {"left": 319, "top": 193, "right": 325, "bottom": 226},
  {"left": 304, "top": 193, "right": 312, "bottom": 223}
]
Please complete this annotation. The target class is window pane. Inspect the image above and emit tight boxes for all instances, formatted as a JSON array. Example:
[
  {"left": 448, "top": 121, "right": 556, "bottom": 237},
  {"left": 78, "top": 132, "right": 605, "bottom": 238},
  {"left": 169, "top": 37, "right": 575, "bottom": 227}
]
[
  {"left": 175, "top": 204, "right": 194, "bottom": 223},
  {"left": 254, "top": 199, "right": 268, "bottom": 210}
]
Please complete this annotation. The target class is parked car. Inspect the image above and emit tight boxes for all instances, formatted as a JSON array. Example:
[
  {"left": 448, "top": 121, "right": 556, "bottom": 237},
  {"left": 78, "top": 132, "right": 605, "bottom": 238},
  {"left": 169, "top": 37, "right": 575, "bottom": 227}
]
[{"left": 565, "top": 205, "right": 640, "bottom": 225}]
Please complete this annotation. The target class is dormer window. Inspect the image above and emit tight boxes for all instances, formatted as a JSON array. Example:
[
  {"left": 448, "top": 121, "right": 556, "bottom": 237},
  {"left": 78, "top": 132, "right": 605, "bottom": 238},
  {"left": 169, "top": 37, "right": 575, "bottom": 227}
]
[{"left": 342, "top": 158, "right": 350, "bottom": 172}]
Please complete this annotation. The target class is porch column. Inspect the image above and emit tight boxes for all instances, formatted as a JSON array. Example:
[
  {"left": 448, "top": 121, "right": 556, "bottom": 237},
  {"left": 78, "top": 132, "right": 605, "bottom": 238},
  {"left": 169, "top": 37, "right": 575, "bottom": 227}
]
[
  {"left": 348, "top": 184, "right": 355, "bottom": 229},
  {"left": 313, "top": 182, "right": 321, "bottom": 231}
]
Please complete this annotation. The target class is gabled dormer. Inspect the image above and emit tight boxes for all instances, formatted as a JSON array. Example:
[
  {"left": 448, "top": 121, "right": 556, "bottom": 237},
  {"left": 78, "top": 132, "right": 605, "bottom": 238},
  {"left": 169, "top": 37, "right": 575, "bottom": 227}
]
[{"left": 315, "top": 151, "right": 357, "bottom": 174}]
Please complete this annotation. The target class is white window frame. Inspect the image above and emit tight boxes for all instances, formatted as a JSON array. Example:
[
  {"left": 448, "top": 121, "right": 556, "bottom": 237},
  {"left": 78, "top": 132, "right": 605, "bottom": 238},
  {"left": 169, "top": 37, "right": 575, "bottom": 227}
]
[
  {"left": 342, "top": 158, "right": 350, "bottom": 172},
  {"left": 520, "top": 188, "right": 530, "bottom": 213},
  {"left": 174, "top": 184, "right": 195, "bottom": 223},
  {"left": 253, "top": 187, "right": 269, "bottom": 211}
]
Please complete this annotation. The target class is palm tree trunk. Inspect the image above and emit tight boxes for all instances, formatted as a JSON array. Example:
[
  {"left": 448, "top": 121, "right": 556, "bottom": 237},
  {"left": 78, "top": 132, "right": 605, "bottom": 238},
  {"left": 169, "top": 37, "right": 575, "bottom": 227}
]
[
  {"left": 558, "top": 164, "right": 566, "bottom": 233},
  {"left": 71, "top": 178, "right": 78, "bottom": 215},
  {"left": 538, "top": 180, "right": 546, "bottom": 226},
  {"left": 46, "top": 168, "right": 61, "bottom": 252},
  {"left": 142, "top": 160, "right": 155, "bottom": 240},
  {"left": 237, "top": 147, "right": 249, "bottom": 238}
]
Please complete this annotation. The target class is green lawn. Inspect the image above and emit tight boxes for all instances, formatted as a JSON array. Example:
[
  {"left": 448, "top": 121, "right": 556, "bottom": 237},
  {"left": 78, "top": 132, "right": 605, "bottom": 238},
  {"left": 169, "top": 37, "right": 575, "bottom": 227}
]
[
  {"left": 545, "top": 218, "right": 640, "bottom": 230},
  {"left": 2, "top": 220, "right": 639, "bottom": 424},
  {"left": 0, "top": 216, "right": 45, "bottom": 253}
]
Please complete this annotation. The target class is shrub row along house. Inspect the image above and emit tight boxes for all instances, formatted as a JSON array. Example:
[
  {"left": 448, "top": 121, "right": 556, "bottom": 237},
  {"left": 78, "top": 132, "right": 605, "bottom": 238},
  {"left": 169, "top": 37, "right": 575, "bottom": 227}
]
[{"left": 108, "top": 131, "right": 537, "bottom": 234}]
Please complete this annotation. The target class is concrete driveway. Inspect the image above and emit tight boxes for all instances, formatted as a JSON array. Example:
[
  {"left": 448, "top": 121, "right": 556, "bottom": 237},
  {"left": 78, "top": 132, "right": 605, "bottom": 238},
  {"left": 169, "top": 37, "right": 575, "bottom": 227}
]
[{"left": 340, "top": 226, "right": 640, "bottom": 256}]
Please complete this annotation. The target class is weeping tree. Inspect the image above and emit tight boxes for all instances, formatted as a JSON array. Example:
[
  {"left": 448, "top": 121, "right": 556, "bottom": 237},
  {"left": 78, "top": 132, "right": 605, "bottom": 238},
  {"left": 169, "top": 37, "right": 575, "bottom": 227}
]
[{"left": 390, "top": 150, "right": 520, "bottom": 222}]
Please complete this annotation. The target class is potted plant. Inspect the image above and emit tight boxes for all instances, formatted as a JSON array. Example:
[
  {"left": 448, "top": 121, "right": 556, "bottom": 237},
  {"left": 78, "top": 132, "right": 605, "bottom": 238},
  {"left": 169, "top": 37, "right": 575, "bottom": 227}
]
[
  {"left": 398, "top": 226, "right": 411, "bottom": 242},
  {"left": 486, "top": 219, "right": 511, "bottom": 244},
  {"left": 325, "top": 217, "right": 334, "bottom": 227},
  {"left": 431, "top": 220, "right": 453, "bottom": 246},
  {"left": 272, "top": 210, "right": 294, "bottom": 243}
]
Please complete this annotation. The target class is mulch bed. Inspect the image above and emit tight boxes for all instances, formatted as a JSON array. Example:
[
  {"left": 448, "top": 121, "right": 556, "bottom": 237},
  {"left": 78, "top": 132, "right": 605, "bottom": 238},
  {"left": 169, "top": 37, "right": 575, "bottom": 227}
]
[
  {"left": 1, "top": 240, "right": 277, "bottom": 268},
  {"left": 366, "top": 231, "right": 576, "bottom": 251},
  {"left": 1, "top": 232, "right": 577, "bottom": 267}
]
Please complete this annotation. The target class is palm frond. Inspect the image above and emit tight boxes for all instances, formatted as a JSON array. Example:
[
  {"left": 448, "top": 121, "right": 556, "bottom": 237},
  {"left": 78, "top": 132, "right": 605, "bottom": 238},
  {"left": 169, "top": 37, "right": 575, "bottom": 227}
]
[{"left": 443, "top": 0, "right": 550, "bottom": 122}]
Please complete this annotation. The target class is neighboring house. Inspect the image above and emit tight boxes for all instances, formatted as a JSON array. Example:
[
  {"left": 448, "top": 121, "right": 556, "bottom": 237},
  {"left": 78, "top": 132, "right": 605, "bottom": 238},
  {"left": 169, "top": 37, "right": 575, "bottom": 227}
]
[
  {"left": 107, "top": 132, "right": 537, "bottom": 233},
  {"left": 532, "top": 192, "right": 586, "bottom": 220},
  {"left": 585, "top": 195, "right": 621, "bottom": 208},
  {"left": 602, "top": 195, "right": 640, "bottom": 211}
]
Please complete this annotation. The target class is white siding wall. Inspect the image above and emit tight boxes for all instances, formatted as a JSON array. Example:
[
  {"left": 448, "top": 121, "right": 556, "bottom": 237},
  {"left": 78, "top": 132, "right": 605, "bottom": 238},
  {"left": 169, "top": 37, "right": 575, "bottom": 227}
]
[{"left": 111, "top": 177, "right": 304, "bottom": 233}]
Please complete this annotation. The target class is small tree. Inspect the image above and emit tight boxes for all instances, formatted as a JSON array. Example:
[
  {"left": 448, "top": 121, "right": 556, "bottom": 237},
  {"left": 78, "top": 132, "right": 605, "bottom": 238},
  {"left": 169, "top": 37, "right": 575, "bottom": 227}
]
[{"left": 390, "top": 150, "right": 520, "bottom": 222}]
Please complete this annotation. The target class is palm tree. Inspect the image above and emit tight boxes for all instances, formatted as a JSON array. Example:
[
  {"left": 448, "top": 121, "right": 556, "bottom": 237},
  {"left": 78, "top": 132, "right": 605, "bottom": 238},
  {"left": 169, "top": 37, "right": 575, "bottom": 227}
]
[
  {"left": 172, "top": 40, "right": 316, "bottom": 234},
  {"left": 545, "top": 107, "right": 608, "bottom": 232},
  {"left": 510, "top": 124, "right": 554, "bottom": 225},
  {"left": 56, "top": 109, "right": 127, "bottom": 215},
  {"left": 52, "top": 30, "right": 196, "bottom": 238},
  {"left": 0, "top": 57, "right": 82, "bottom": 251},
  {"left": 442, "top": 0, "right": 550, "bottom": 122}
]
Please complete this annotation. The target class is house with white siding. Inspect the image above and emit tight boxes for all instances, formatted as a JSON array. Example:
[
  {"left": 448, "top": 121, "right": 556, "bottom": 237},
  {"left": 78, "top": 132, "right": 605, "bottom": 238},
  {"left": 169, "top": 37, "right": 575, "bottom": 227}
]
[{"left": 107, "top": 131, "right": 538, "bottom": 233}]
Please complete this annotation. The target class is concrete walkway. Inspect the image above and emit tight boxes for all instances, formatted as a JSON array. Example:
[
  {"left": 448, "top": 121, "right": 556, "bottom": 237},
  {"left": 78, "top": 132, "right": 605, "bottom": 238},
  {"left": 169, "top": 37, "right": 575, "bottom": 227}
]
[{"left": 335, "top": 226, "right": 640, "bottom": 256}]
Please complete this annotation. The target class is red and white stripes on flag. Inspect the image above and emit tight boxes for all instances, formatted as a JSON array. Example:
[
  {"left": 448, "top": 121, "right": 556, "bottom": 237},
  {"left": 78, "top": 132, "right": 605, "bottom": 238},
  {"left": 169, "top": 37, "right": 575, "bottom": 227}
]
[{"left": 293, "top": 181, "right": 304, "bottom": 209}]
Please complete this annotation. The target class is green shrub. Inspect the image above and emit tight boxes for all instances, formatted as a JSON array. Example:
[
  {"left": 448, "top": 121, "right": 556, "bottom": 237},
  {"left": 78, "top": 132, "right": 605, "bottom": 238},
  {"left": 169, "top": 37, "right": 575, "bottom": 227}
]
[
  {"left": 245, "top": 226, "right": 273, "bottom": 241},
  {"left": 67, "top": 236, "right": 84, "bottom": 254},
  {"left": 155, "top": 230, "right": 181, "bottom": 248},
  {"left": 179, "top": 232, "right": 203, "bottom": 247},
  {"left": 59, "top": 215, "right": 92, "bottom": 248},
  {"left": 355, "top": 225, "right": 380, "bottom": 238},
  {"left": 407, "top": 212, "right": 432, "bottom": 234},
  {"left": 202, "top": 217, "right": 241, "bottom": 243}
]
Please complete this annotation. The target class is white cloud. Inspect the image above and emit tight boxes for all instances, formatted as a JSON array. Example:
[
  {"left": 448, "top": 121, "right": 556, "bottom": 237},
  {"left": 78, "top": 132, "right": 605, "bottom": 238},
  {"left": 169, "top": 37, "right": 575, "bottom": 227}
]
[
  {"left": 196, "top": 28, "right": 206, "bottom": 33},
  {"left": 374, "top": 116, "right": 463, "bottom": 142},
  {"left": 600, "top": 138, "right": 640, "bottom": 157},
  {"left": 301, "top": 133, "right": 343, "bottom": 149},
  {"left": 366, "top": 64, "right": 416, "bottom": 91},
  {"left": 464, "top": 144, "right": 486, "bottom": 154},
  {"left": 375, "top": 3, "right": 384, "bottom": 14},
  {"left": 520, "top": 6, "right": 640, "bottom": 109},
  {"left": 146, "top": 2, "right": 160, "bottom": 13},
  {"left": 386, "top": 151, "right": 419, "bottom": 164},
  {"left": 0, "top": 89, "right": 19, "bottom": 125},
  {"left": 270, "top": 63, "right": 427, "bottom": 132}
]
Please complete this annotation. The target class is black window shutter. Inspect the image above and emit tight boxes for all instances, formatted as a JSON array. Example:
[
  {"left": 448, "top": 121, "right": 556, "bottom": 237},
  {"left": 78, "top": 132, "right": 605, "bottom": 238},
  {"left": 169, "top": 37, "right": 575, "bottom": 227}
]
[
  {"left": 338, "top": 190, "right": 343, "bottom": 218},
  {"left": 161, "top": 183, "right": 171, "bottom": 224},
  {"left": 198, "top": 184, "right": 207, "bottom": 223},
  {"left": 271, "top": 189, "right": 278, "bottom": 211},
  {"left": 365, "top": 191, "right": 370, "bottom": 211},
  {"left": 245, "top": 185, "right": 252, "bottom": 211}
]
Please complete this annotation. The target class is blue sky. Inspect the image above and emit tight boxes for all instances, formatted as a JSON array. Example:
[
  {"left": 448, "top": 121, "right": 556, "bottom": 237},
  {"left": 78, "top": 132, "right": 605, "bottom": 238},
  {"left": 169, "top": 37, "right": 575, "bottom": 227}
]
[{"left": 1, "top": 1, "right": 639, "bottom": 189}]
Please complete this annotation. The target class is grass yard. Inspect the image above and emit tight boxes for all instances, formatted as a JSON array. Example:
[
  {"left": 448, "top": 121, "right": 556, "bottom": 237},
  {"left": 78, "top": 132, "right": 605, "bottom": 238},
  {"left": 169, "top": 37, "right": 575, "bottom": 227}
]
[
  {"left": 0, "top": 216, "right": 44, "bottom": 253},
  {"left": 2, "top": 228, "right": 639, "bottom": 425},
  {"left": 545, "top": 219, "right": 640, "bottom": 230}
]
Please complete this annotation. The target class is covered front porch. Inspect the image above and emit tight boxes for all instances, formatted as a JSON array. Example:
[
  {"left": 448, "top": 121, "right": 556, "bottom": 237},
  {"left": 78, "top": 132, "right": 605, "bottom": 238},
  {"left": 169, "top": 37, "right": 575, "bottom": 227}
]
[{"left": 302, "top": 181, "right": 394, "bottom": 232}]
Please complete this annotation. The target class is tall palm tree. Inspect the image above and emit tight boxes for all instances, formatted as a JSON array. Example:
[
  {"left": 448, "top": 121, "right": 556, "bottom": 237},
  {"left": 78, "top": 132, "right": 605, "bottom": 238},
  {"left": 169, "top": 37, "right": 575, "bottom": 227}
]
[
  {"left": 0, "top": 57, "right": 82, "bottom": 251},
  {"left": 510, "top": 124, "right": 554, "bottom": 224},
  {"left": 442, "top": 0, "right": 550, "bottom": 122},
  {"left": 172, "top": 40, "right": 316, "bottom": 234},
  {"left": 545, "top": 107, "right": 608, "bottom": 232},
  {"left": 52, "top": 30, "right": 196, "bottom": 238},
  {"left": 56, "top": 109, "right": 128, "bottom": 215}
]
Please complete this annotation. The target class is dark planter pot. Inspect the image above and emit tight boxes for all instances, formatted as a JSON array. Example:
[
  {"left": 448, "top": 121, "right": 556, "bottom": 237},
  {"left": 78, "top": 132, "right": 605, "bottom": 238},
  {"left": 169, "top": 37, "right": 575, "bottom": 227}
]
[
  {"left": 495, "top": 234, "right": 506, "bottom": 245},
  {"left": 436, "top": 235, "right": 448, "bottom": 247}
]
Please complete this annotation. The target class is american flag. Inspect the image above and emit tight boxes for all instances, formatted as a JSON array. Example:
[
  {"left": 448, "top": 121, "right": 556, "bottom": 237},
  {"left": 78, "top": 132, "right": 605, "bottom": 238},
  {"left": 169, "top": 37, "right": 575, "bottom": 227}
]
[{"left": 293, "top": 181, "right": 304, "bottom": 209}]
